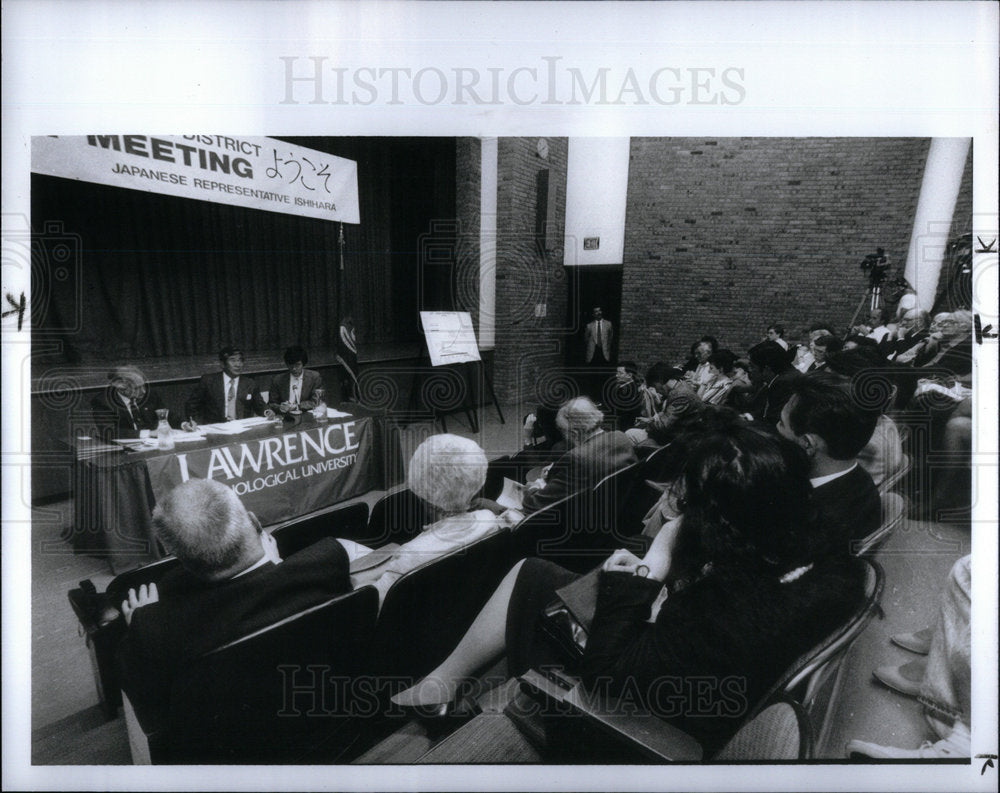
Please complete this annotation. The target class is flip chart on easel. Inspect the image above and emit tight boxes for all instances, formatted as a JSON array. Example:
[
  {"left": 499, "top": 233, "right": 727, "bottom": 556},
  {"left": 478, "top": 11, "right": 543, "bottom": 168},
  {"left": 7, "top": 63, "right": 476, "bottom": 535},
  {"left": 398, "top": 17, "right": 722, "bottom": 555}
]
[{"left": 420, "top": 311, "right": 482, "bottom": 367}]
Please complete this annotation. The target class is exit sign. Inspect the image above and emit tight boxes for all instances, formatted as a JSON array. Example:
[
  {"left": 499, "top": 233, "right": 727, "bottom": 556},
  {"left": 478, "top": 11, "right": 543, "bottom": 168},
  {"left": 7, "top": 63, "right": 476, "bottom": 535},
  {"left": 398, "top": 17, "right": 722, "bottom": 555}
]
[{"left": 583, "top": 237, "right": 600, "bottom": 250}]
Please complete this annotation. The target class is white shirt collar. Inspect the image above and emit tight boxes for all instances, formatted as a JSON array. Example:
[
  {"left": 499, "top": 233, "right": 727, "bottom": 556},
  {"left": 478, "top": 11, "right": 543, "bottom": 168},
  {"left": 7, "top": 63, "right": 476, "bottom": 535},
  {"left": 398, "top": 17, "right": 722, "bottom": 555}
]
[
  {"left": 810, "top": 462, "right": 857, "bottom": 488},
  {"left": 230, "top": 555, "right": 278, "bottom": 579}
]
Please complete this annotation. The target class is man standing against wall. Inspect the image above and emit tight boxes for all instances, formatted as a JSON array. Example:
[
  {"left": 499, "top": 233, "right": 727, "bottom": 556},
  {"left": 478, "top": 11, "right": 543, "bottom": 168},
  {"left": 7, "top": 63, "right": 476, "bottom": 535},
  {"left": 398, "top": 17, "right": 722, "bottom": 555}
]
[{"left": 584, "top": 306, "right": 614, "bottom": 366}]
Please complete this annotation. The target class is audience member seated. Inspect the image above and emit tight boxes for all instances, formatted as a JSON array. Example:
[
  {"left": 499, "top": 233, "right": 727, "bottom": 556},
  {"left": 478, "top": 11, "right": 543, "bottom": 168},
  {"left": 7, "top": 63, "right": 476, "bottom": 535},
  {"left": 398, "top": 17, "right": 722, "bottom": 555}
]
[
  {"left": 116, "top": 479, "right": 353, "bottom": 735},
  {"left": 880, "top": 308, "right": 930, "bottom": 362},
  {"left": 806, "top": 333, "right": 843, "bottom": 372},
  {"left": 848, "top": 555, "right": 970, "bottom": 758},
  {"left": 793, "top": 323, "right": 838, "bottom": 372},
  {"left": 725, "top": 357, "right": 756, "bottom": 412},
  {"left": 392, "top": 423, "right": 866, "bottom": 756},
  {"left": 522, "top": 401, "right": 565, "bottom": 452},
  {"left": 681, "top": 335, "right": 719, "bottom": 388},
  {"left": 267, "top": 345, "right": 325, "bottom": 415},
  {"left": 522, "top": 397, "right": 637, "bottom": 514},
  {"left": 352, "top": 434, "right": 521, "bottom": 604},
  {"left": 625, "top": 364, "right": 703, "bottom": 451},
  {"left": 90, "top": 365, "right": 165, "bottom": 440},
  {"left": 746, "top": 341, "right": 799, "bottom": 427},
  {"left": 917, "top": 309, "right": 973, "bottom": 379},
  {"left": 697, "top": 349, "right": 737, "bottom": 405},
  {"left": 858, "top": 307, "right": 893, "bottom": 345},
  {"left": 766, "top": 323, "right": 790, "bottom": 350},
  {"left": 776, "top": 375, "right": 881, "bottom": 554},
  {"left": 825, "top": 348, "right": 904, "bottom": 487},
  {"left": 607, "top": 361, "right": 660, "bottom": 431},
  {"left": 182, "top": 346, "right": 270, "bottom": 428},
  {"left": 842, "top": 334, "right": 880, "bottom": 352}
]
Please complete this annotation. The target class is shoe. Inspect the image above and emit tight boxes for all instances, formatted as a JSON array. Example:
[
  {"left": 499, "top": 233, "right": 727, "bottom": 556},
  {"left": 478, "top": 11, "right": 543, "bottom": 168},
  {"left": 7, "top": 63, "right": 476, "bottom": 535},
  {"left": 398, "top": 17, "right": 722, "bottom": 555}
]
[
  {"left": 890, "top": 627, "right": 934, "bottom": 655},
  {"left": 873, "top": 659, "right": 925, "bottom": 698},
  {"left": 846, "top": 723, "right": 970, "bottom": 759}
]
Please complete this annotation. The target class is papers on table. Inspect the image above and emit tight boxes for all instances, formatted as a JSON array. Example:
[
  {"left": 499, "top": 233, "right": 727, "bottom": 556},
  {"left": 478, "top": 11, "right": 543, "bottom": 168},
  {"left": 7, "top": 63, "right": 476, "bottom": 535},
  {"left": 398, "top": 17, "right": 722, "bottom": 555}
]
[
  {"left": 200, "top": 416, "right": 270, "bottom": 434},
  {"left": 496, "top": 477, "right": 527, "bottom": 511},
  {"left": 327, "top": 407, "right": 353, "bottom": 418}
]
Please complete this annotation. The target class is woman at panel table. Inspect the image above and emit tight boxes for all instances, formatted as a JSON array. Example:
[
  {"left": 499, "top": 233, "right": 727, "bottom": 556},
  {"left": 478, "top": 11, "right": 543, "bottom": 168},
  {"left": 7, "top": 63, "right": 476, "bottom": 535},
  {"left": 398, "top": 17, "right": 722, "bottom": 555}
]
[
  {"left": 351, "top": 434, "right": 521, "bottom": 606},
  {"left": 392, "top": 422, "right": 865, "bottom": 755}
]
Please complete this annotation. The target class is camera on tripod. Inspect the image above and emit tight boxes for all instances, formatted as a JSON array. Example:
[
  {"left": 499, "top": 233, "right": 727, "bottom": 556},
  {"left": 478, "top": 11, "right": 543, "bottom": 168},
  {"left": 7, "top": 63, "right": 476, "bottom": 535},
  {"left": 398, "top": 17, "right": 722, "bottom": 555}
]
[{"left": 860, "top": 247, "right": 889, "bottom": 290}]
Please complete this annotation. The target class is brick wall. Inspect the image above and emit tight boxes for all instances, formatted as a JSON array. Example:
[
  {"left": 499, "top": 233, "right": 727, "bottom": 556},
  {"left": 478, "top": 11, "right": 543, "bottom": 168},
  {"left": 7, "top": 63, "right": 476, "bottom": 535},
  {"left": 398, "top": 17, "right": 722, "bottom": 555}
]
[
  {"left": 493, "top": 137, "right": 569, "bottom": 407},
  {"left": 619, "top": 137, "right": 934, "bottom": 370},
  {"left": 454, "top": 138, "right": 482, "bottom": 325}
]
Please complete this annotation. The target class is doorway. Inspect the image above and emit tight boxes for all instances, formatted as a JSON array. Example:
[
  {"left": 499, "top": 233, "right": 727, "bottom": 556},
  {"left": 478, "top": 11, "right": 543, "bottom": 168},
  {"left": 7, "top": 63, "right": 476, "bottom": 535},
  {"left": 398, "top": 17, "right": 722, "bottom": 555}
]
[{"left": 565, "top": 265, "right": 624, "bottom": 366}]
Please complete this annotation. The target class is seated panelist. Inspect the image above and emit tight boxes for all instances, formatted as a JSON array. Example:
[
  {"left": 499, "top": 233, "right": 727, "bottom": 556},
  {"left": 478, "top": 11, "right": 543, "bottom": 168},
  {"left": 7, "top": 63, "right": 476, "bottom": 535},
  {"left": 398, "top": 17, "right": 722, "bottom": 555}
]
[
  {"left": 182, "top": 346, "right": 270, "bottom": 429},
  {"left": 90, "top": 365, "right": 164, "bottom": 439},
  {"left": 268, "top": 345, "right": 325, "bottom": 415}
]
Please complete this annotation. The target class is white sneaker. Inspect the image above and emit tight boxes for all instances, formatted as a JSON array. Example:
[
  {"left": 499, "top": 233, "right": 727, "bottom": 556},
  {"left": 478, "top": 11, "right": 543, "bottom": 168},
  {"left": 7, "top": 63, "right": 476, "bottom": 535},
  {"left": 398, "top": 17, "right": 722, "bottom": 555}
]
[{"left": 847, "top": 723, "right": 970, "bottom": 759}]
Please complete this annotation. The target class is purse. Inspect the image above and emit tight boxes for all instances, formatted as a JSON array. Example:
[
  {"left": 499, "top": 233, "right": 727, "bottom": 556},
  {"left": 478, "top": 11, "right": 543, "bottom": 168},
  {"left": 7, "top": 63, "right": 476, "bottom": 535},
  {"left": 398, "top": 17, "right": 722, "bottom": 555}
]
[{"left": 538, "top": 567, "right": 602, "bottom": 663}]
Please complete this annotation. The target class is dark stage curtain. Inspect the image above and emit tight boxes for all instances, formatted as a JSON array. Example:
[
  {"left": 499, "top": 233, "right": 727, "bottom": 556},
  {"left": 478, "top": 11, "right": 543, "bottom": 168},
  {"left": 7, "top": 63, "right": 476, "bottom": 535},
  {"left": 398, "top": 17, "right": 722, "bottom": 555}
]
[{"left": 31, "top": 138, "right": 456, "bottom": 365}]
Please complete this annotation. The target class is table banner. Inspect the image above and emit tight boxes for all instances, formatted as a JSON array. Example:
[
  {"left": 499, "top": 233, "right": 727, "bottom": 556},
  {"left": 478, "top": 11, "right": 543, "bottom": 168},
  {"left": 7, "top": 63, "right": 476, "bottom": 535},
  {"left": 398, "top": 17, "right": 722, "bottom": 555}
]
[
  {"left": 32, "top": 135, "right": 360, "bottom": 223},
  {"left": 145, "top": 417, "right": 375, "bottom": 526}
]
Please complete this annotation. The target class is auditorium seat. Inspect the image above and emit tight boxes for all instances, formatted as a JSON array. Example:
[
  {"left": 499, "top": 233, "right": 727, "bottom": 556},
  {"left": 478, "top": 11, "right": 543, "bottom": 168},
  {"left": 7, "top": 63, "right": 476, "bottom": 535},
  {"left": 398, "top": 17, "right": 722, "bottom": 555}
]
[
  {"left": 69, "top": 556, "right": 182, "bottom": 718},
  {"left": 366, "top": 485, "right": 432, "bottom": 547},
  {"left": 272, "top": 500, "right": 370, "bottom": 556},
  {"left": 370, "top": 529, "right": 518, "bottom": 681},
  {"left": 126, "top": 586, "right": 380, "bottom": 764},
  {"left": 511, "top": 468, "right": 645, "bottom": 574},
  {"left": 852, "top": 492, "right": 906, "bottom": 557}
]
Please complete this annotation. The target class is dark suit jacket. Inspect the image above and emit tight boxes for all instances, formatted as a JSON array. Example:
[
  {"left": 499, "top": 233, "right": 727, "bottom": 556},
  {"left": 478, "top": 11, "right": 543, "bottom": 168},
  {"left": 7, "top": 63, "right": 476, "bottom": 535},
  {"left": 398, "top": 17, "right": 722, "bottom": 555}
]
[
  {"left": 268, "top": 369, "right": 324, "bottom": 412},
  {"left": 90, "top": 388, "right": 164, "bottom": 439},
  {"left": 118, "top": 537, "right": 351, "bottom": 734},
  {"left": 812, "top": 464, "right": 881, "bottom": 555},
  {"left": 522, "top": 430, "right": 637, "bottom": 514},
  {"left": 184, "top": 372, "right": 266, "bottom": 424},
  {"left": 647, "top": 381, "right": 703, "bottom": 444}
]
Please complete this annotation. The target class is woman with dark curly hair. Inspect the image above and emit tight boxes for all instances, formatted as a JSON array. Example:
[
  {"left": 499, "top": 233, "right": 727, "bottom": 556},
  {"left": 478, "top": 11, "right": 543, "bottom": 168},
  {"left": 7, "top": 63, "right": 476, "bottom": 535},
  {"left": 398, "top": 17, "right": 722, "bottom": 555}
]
[{"left": 393, "top": 423, "right": 866, "bottom": 753}]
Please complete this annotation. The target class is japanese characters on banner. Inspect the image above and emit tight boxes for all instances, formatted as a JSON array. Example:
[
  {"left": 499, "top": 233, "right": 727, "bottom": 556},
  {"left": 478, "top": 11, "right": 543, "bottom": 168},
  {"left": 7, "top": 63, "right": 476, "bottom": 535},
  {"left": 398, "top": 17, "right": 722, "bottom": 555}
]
[
  {"left": 145, "top": 417, "right": 376, "bottom": 526},
  {"left": 31, "top": 135, "right": 360, "bottom": 224}
]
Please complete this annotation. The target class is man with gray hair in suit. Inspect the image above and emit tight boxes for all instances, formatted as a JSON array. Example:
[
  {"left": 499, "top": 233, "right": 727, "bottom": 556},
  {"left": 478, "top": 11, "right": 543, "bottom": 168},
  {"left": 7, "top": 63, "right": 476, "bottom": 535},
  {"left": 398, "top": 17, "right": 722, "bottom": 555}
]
[
  {"left": 522, "top": 396, "right": 636, "bottom": 514},
  {"left": 117, "top": 479, "right": 352, "bottom": 734}
]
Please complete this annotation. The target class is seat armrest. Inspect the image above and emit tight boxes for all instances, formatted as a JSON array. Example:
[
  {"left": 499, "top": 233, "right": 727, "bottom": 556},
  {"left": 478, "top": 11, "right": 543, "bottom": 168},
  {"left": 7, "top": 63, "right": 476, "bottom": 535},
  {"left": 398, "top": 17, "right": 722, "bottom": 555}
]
[{"left": 518, "top": 669, "right": 703, "bottom": 762}]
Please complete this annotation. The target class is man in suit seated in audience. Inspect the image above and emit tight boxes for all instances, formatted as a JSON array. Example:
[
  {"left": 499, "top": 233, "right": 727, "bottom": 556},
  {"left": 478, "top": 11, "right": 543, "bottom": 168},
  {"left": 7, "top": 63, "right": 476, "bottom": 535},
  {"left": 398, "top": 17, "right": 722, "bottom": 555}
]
[
  {"left": 824, "top": 347, "right": 904, "bottom": 487},
  {"left": 116, "top": 478, "right": 353, "bottom": 735},
  {"left": 746, "top": 340, "right": 800, "bottom": 427},
  {"left": 267, "top": 345, "right": 325, "bottom": 416},
  {"left": 625, "top": 363, "right": 703, "bottom": 451},
  {"left": 880, "top": 308, "right": 930, "bottom": 362},
  {"left": 90, "top": 365, "right": 165, "bottom": 439},
  {"left": 806, "top": 333, "right": 843, "bottom": 372},
  {"left": 776, "top": 376, "right": 881, "bottom": 554},
  {"left": 182, "top": 345, "right": 270, "bottom": 428},
  {"left": 522, "top": 396, "right": 637, "bottom": 514}
]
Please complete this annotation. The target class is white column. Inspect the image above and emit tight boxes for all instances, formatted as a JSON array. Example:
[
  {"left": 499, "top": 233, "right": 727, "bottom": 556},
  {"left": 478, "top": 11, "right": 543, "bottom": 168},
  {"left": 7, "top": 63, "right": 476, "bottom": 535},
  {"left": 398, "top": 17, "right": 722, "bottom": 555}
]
[
  {"left": 904, "top": 138, "right": 971, "bottom": 312},
  {"left": 479, "top": 137, "right": 498, "bottom": 350}
]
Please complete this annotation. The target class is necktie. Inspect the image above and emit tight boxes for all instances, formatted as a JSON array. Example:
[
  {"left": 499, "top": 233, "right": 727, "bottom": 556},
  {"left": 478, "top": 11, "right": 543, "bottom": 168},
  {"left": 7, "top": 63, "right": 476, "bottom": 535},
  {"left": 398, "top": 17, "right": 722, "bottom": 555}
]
[
  {"left": 128, "top": 399, "right": 139, "bottom": 430},
  {"left": 227, "top": 379, "right": 237, "bottom": 420}
]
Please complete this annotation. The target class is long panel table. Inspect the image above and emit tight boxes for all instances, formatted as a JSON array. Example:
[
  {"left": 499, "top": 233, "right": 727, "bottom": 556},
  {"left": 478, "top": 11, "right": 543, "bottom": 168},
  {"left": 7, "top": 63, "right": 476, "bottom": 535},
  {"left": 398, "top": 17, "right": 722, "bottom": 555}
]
[{"left": 71, "top": 409, "right": 394, "bottom": 573}]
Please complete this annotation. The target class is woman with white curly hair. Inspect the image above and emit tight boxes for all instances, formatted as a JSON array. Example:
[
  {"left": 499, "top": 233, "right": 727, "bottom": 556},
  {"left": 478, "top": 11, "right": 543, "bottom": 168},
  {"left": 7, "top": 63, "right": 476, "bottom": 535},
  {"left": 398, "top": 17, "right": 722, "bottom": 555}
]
[{"left": 355, "top": 434, "right": 519, "bottom": 604}]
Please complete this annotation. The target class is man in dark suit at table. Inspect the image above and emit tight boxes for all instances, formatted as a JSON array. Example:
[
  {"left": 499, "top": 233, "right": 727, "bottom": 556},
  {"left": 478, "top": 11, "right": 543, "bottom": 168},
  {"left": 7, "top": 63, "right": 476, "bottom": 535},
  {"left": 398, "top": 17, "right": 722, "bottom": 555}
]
[
  {"left": 116, "top": 478, "right": 353, "bottom": 736},
  {"left": 182, "top": 345, "right": 269, "bottom": 428},
  {"left": 268, "top": 345, "right": 325, "bottom": 415},
  {"left": 90, "top": 365, "right": 164, "bottom": 439}
]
